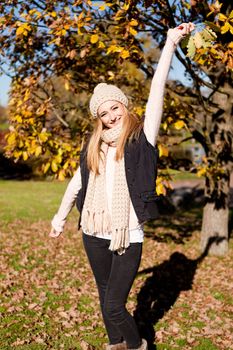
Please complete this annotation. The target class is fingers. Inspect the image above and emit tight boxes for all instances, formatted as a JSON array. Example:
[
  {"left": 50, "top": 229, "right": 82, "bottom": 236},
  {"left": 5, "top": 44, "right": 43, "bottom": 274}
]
[
  {"left": 49, "top": 227, "right": 61, "bottom": 238},
  {"left": 177, "top": 22, "right": 195, "bottom": 35}
]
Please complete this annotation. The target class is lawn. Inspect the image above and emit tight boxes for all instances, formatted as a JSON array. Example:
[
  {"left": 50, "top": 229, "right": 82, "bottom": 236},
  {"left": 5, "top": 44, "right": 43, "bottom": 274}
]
[{"left": 0, "top": 180, "right": 232, "bottom": 350}]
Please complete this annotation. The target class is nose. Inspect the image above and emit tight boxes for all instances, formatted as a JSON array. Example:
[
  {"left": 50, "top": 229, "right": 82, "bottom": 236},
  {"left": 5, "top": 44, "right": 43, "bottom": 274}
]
[{"left": 109, "top": 111, "right": 117, "bottom": 121}]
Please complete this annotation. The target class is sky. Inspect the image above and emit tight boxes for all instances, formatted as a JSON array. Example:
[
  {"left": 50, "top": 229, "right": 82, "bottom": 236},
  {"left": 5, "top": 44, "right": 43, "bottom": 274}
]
[
  {"left": 0, "top": 54, "right": 191, "bottom": 107},
  {"left": 0, "top": 74, "right": 11, "bottom": 107}
]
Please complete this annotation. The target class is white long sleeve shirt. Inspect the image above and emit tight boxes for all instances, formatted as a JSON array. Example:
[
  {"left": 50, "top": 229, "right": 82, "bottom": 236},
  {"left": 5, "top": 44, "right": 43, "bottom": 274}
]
[{"left": 51, "top": 36, "right": 178, "bottom": 239}]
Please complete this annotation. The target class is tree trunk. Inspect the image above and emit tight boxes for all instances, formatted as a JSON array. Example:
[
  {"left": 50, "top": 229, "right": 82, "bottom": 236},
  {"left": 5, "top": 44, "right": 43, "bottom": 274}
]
[{"left": 200, "top": 176, "right": 230, "bottom": 256}]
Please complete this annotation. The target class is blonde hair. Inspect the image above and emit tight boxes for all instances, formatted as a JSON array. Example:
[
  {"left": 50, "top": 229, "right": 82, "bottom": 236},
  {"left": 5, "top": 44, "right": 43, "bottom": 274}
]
[{"left": 86, "top": 107, "right": 143, "bottom": 175}]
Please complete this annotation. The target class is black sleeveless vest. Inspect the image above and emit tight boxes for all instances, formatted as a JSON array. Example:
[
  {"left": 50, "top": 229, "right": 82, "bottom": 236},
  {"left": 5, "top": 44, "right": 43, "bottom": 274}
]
[{"left": 76, "top": 130, "right": 160, "bottom": 227}]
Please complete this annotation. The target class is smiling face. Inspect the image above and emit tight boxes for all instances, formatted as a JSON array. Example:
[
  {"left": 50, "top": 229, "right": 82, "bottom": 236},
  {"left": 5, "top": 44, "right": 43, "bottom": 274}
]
[{"left": 97, "top": 100, "right": 127, "bottom": 129}]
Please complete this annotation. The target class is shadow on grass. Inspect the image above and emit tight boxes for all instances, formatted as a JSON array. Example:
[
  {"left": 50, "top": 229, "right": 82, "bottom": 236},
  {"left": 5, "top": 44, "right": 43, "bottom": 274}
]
[
  {"left": 134, "top": 237, "right": 225, "bottom": 350},
  {"left": 144, "top": 206, "right": 202, "bottom": 245}
]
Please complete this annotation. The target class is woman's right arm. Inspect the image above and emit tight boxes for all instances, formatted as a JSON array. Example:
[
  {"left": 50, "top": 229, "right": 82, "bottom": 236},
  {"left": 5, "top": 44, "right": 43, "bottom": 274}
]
[{"left": 49, "top": 167, "right": 82, "bottom": 237}]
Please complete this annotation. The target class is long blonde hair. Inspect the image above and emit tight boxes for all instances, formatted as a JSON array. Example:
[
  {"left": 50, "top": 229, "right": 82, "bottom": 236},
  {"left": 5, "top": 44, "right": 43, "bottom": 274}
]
[{"left": 86, "top": 107, "right": 143, "bottom": 175}]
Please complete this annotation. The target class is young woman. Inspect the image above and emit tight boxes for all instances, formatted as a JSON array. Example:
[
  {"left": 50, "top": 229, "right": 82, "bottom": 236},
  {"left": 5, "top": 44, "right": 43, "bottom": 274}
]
[{"left": 50, "top": 23, "right": 195, "bottom": 350}]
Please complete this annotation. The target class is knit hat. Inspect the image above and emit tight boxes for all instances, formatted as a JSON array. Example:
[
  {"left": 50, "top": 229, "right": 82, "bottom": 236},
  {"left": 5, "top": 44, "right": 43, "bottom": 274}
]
[{"left": 89, "top": 83, "right": 128, "bottom": 118}]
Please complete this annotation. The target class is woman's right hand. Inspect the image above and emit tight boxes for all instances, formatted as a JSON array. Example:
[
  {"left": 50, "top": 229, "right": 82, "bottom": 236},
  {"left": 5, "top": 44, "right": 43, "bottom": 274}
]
[{"left": 49, "top": 227, "right": 62, "bottom": 238}]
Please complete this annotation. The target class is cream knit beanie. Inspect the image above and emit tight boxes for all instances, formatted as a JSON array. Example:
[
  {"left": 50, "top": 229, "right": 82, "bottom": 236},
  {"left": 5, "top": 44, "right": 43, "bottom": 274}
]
[{"left": 89, "top": 83, "right": 128, "bottom": 118}]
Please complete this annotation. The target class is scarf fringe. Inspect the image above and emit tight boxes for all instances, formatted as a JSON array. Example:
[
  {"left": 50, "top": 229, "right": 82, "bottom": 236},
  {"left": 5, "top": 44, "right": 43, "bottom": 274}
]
[
  {"left": 81, "top": 209, "right": 112, "bottom": 235},
  {"left": 109, "top": 227, "right": 130, "bottom": 255}
]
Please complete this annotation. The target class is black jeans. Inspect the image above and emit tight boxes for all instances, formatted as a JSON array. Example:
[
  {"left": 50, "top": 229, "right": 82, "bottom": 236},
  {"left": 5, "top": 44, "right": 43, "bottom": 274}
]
[{"left": 82, "top": 233, "right": 142, "bottom": 349}]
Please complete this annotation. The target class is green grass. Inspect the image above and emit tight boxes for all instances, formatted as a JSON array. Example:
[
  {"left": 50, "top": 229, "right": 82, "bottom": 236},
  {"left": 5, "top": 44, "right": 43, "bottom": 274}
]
[
  {"left": 162, "top": 169, "right": 203, "bottom": 181},
  {"left": 0, "top": 122, "right": 8, "bottom": 131},
  {"left": 0, "top": 179, "right": 78, "bottom": 223},
  {"left": 193, "top": 339, "right": 219, "bottom": 350},
  {"left": 0, "top": 172, "right": 202, "bottom": 223}
]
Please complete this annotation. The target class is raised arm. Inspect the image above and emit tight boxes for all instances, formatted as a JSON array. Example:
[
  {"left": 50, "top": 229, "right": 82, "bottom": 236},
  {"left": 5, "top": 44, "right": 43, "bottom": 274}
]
[
  {"left": 49, "top": 167, "right": 82, "bottom": 237},
  {"left": 144, "top": 22, "right": 195, "bottom": 146}
]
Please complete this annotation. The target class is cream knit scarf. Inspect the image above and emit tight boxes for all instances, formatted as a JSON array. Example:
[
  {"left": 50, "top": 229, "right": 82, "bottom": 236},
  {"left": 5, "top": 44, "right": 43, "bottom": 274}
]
[{"left": 80, "top": 124, "right": 130, "bottom": 255}]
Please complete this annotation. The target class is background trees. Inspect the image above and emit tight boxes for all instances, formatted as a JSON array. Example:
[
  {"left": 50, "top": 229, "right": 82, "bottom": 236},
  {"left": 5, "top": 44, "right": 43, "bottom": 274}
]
[{"left": 0, "top": 0, "right": 232, "bottom": 255}]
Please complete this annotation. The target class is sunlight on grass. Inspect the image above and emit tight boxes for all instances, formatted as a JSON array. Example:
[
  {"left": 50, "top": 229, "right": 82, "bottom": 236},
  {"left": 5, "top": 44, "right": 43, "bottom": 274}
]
[{"left": 0, "top": 180, "right": 78, "bottom": 223}]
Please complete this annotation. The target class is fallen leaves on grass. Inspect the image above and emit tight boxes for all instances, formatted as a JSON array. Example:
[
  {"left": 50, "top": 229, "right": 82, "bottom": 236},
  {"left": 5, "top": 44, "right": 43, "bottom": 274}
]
[{"left": 0, "top": 217, "right": 233, "bottom": 349}]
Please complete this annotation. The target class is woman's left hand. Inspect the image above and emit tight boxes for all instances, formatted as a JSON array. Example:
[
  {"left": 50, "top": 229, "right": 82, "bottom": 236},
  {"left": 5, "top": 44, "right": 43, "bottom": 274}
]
[{"left": 167, "top": 22, "right": 195, "bottom": 45}]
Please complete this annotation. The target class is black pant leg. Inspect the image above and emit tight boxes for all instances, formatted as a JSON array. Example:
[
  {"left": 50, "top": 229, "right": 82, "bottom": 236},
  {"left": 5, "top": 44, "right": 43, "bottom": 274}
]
[
  {"left": 82, "top": 233, "right": 123, "bottom": 344},
  {"left": 103, "top": 243, "right": 142, "bottom": 349}
]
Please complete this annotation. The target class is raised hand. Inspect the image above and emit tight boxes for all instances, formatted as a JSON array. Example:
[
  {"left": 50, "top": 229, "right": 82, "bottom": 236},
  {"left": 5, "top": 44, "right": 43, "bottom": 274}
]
[{"left": 167, "top": 22, "right": 195, "bottom": 45}]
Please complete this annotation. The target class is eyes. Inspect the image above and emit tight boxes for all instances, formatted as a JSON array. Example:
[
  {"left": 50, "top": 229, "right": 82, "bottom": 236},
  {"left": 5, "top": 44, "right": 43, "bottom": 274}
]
[{"left": 100, "top": 105, "right": 120, "bottom": 118}]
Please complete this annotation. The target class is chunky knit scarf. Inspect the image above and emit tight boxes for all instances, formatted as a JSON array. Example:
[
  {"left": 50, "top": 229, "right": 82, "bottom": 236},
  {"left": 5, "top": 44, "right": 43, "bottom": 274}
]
[{"left": 80, "top": 125, "right": 130, "bottom": 255}]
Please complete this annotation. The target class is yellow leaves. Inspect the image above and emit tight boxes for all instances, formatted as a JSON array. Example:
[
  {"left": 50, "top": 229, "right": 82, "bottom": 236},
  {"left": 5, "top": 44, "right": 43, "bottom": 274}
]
[
  {"left": 187, "top": 36, "right": 196, "bottom": 58},
  {"left": 197, "top": 167, "right": 207, "bottom": 177},
  {"left": 6, "top": 132, "right": 16, "bottom": 145},
  {"left": 158, "top": 144, "right": 169, "bottom": 157},
  {"left": 50, "top": 25, "right": 69, "bottom": 38},
  {"left": 134, "top": 106, "right": 144, "bottom": 117},
  {"left": 107, "top": 45, "right": 122, "bottom": 54},
  {"left": 64, "top": 159, "right": 76, "bottom": 171},
  {"left": 107, "top": 45, "right": 130, "bottom": 60},
  {"left": 50, "top": 11, "right": 57, "bottom": 18},
  {"left": 173, "top": 120, "right": 186, "bottom": 130},
  {"left": 120, "top": 49, "right": 130, "bottom": 59},
  {"left": 90, "top": 34, "right": 99, "bottom": 44},
  {"left": 122, "top": 3, "right": 130, "bottom": 11},
  {"left": 38, "top": 132, "right": 48, "bottom": 143},
  {"left": 99, "top": 4, "right": 106, "bottom": 11},
  {"left": 51, "top": 160, "right": 58, "bottom": 173},
  {"left": 43, "top": 162, "right": 50, "bottom": 174},
  {"left": 229, "top": 10, "right": 233, "bottom": 19},
  {"left": 64, "top": 81, "right": 70, "bottom": 91},
  {"left": 129, "top": 27, "right": 137, "bottom": 36},
  {"left": 107, "top": 71, "right": 115, "bottom": 80},
  {"left": 60, "top": 29, "right": 67, "bottom": 36},
  {"left": 194, "top": 32, "right": 204, "bottom": 49},
  {"left": 186, "top": 27, "right": 217, "bottom": 60},
  {"left": 18, "top": 139, "right": 24, "bottom": 148},
  {"left": 218, "top": 13, "right": 227, "bottom": 21},
  {"left": 98, "top": 41, "right": 105, "bottom": 49},
  {"left": 208, "top": 0, "right": 222, "bottom": 16},
  {"left": 218, "top": 10, "right": 233, "bottom": 34},
  {"left": 14, "top": 114, "right": 22, "bottom": 123},
  {"left": 24, "top": 89, "right": 30, "bottom": 102},
  {"left": 128, "top": 19, "right": 138, "bottom": 36},
  {"left": 162, "top": 121, "right": 168, "bottom": 131},
  {"left": 0, "top": 16, "right": 6, "bottom": 27},
  {"left": 129, "top": 19, "right": 138, "bottom": 26},
  {"left": 98, "top": 3, "right": 113, "bottom": 11},
  {"left": 78, "top": 11, "right": 84, "bottom": 21},
  {"left": 221, "top": 22, "right": 233, "bottom": 35},
  {"left": 196, "top": 57, "right": 206, "bottom": 65},
  {"left": 58, "top": 169, "right": 66, "bottom": 181},
  {"left": 29, "top": 9, "right": 41, "bottom": 18},
  {"left": 35, "top": 146, "right": 42, "bottom": 157},
  {"left": 70, "top": 160, "right": 77, "bottom": 169},
  {"left": 16, "top": 23, "right": 31, "bottom": 36},
  {"left": 156, "top": 177, "right": 166, "bottom": 196},
  {"left": 22, "top": 151, "right": 28, "bottom": 161},
  {"left": 210, "top": 47, "right": 218, "bottom": 55}
]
